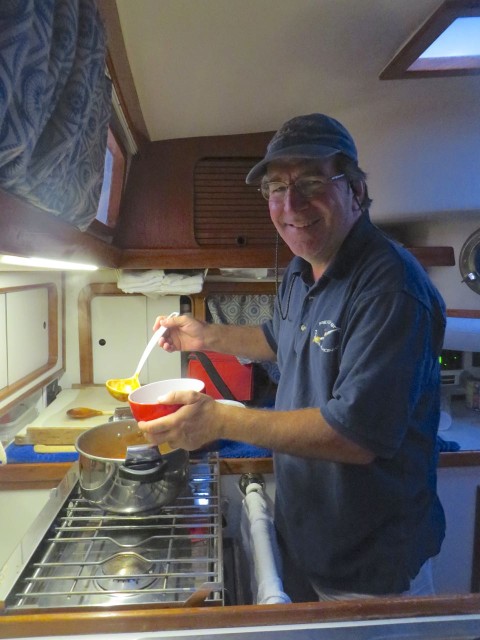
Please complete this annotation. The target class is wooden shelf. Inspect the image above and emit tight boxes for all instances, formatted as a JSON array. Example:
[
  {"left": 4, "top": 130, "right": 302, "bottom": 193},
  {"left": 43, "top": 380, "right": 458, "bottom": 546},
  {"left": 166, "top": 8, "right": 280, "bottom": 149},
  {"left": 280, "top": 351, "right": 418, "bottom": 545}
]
[
  {"left": 0, "top": 188, "right": 455, "bottom": 270},
  {"left": 0, "top": 190, "right": 120, "bottom": 268}
]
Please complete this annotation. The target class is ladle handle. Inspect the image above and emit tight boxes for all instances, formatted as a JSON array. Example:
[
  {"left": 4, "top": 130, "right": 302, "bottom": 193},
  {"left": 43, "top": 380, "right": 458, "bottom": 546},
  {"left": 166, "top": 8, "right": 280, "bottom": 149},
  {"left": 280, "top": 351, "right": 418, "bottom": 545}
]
[{"left": 133, "top": 311, "right": 179, "bottom": 377}]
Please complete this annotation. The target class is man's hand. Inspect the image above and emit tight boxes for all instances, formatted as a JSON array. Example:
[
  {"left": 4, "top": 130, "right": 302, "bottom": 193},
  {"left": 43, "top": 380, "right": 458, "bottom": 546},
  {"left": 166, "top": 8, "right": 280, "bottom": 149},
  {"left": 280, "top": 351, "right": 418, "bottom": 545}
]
[
  {"left": 138, "top": 390, "right": 223, "bottom": 451},
  {"left": 153, "top": 314, "right": 208, "bottom": 353}
]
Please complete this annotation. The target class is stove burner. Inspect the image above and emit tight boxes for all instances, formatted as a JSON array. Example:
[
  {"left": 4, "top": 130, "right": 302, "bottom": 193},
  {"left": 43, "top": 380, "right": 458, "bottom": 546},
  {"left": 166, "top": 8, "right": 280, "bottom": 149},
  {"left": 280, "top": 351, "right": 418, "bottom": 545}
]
[{"left": 96, "top": 552, "right": 159, "bottom": 592}]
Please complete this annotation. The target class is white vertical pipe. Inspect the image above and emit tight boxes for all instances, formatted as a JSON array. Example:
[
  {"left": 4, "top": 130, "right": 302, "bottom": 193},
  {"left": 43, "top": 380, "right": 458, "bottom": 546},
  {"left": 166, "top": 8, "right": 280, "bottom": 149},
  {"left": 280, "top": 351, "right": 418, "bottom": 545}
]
[{"left": 241, "top": 483, "right": 291, "bottom": 604}]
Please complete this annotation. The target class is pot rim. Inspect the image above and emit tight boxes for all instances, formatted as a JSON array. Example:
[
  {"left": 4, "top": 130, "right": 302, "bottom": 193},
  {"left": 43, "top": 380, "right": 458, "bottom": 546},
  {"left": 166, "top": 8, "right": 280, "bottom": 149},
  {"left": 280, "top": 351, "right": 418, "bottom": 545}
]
[{"left": 75, "top": 419, "right": 184, "bottom": 464}]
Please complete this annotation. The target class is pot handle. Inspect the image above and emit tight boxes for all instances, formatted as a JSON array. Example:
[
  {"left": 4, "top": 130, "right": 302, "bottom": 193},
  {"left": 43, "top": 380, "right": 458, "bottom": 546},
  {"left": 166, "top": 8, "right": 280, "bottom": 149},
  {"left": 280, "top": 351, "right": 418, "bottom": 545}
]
[
  {"left": 119, "top": 444, "right": 167, "bottom": 482},
  {"left": 118, "top": 459, "right": 167, "bottom": 482}
]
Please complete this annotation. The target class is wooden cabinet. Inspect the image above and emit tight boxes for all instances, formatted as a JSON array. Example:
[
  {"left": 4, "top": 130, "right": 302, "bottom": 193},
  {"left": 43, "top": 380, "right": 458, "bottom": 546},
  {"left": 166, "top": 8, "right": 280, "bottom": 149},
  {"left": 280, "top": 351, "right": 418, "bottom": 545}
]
[
  {"left": 80, "top": 284, "right": 181, "bottom": 384},
  {"left": 113, "top": 131, "right": 297, "bottom": 269},
  {"left": 0, "top": 284, "right": 58, "bottom": 401},
  {"left": 111, "top": 132, "right": 455, "bottom": 270},
  {"left": 91, "top": 295, "right": 147, "bottom": 384},
  {"left": 6, "top": 288, "right": 49, "bottom": 385}
]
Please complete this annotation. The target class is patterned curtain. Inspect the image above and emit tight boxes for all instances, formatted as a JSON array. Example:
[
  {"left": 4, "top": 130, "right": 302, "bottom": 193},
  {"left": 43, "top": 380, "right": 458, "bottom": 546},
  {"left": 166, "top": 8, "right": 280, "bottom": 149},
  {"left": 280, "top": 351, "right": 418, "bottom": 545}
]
[
  {"left": 207, "top": 293, "right": 280, "bottom": 383},
  {"left": 0, "top": 0, "right": 112, "bottom": 230}
]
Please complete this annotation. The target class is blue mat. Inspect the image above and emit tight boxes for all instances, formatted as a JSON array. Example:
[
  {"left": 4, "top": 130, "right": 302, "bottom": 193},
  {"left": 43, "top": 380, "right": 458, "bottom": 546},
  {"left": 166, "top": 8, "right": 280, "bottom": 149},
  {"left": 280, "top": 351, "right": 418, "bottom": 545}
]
[
  {"left": 5, "top": 444, "right": 79, "bottom": 464},
  {"left": 216, "top": 439, "right": 272, "bottom": 458},
  {"left": 5, "top": 441, "right": 271, "bottom": 464}
]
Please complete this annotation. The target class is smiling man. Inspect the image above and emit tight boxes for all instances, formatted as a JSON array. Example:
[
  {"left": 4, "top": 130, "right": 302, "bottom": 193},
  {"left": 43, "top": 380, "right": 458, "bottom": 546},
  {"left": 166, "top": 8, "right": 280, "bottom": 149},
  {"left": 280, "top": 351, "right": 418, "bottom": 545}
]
[{"left": 140, "top": 113, "right": 447, "bottom": 602}]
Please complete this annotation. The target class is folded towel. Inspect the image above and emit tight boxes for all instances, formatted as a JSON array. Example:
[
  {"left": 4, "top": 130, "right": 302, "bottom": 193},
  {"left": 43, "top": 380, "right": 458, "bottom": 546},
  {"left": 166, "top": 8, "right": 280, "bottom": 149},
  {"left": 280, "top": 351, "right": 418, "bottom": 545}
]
[{"left": 117, "top": 270, "right": 205, "bottom": 296}]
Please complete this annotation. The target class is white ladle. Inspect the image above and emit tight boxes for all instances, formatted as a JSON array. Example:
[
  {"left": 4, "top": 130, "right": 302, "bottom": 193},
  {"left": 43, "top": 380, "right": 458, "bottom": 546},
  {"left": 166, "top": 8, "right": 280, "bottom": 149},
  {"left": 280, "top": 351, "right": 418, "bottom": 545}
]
[{"left": 106, "top": 311, "right": 179, "bottom": 402}]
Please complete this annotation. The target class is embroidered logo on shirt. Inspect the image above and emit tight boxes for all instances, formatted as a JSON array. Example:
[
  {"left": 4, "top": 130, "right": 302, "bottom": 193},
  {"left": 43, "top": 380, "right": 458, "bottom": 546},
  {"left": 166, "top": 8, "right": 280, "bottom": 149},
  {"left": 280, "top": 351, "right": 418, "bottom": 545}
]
[{"left": 313, "top": 320, "right": 340, "bottom": 352}]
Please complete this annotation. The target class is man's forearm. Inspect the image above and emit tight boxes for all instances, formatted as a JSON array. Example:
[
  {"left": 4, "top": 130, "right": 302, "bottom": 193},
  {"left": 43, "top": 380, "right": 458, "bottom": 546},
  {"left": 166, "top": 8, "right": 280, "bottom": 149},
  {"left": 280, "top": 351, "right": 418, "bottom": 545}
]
[
  {"left": 217, "top": 404, "right": 375, "bottom": 464},
  {"left": 203, "top": 324, "right": 276, "bottom": 362}
]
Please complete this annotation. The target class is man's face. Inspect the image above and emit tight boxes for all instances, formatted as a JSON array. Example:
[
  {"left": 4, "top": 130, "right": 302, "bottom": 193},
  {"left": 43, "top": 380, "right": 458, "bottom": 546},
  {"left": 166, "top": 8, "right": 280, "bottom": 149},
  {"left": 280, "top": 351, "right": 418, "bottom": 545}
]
[{"left": 265, "top": 157, "right": 363, "bottom": 276}]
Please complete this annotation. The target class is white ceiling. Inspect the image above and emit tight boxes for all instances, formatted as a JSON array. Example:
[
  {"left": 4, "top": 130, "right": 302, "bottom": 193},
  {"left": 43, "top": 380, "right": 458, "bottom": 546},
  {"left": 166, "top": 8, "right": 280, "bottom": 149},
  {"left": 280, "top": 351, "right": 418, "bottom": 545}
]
[
  {"left": 115, "top": 0, "right": 445, "bottom": 141},
  {"left": 112, "top": 0, "right": 480, "bottom": 223}
]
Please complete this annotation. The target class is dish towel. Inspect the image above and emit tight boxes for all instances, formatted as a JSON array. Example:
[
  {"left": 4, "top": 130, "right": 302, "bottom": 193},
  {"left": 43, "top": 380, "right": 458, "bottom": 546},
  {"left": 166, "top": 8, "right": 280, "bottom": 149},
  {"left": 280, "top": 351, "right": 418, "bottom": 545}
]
[
  {"left": 117, "top": 269, "right": 205, "bottom": 297},
  {"left": 240, "top": 483, "right": 291, "bottom": 604}
]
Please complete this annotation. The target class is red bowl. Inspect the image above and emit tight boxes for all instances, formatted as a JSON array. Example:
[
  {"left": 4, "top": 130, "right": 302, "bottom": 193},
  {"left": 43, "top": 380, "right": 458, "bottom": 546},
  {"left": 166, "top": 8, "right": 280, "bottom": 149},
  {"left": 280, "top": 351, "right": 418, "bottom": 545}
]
[{"left": 128, "top": 378, "right": 205, "bottom": 422}]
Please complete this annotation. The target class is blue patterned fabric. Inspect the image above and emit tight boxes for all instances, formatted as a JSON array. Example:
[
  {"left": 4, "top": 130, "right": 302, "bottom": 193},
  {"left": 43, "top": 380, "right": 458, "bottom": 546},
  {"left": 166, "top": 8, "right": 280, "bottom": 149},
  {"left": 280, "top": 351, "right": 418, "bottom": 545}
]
[
  {"left": 207, "top": 294, "right": 280, "bottom": 383},
  {"left": 0, "top": 0, "right": 111, "bottom": 230}
]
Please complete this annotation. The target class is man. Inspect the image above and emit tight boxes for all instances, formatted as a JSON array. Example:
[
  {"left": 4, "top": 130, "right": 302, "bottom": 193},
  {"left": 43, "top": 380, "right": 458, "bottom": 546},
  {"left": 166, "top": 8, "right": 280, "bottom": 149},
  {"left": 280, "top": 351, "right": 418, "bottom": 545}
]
[{"left": 139, "top": 113, "right": 446, "bottom": 601}]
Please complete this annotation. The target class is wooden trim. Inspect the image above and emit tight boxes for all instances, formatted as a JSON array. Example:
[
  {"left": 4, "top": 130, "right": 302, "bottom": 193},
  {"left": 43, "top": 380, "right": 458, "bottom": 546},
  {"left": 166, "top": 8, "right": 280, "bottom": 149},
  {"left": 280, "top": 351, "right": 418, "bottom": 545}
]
[
  {"left": 447, "top": 309, "right": 480, "bottom": 318},
  {"left": 407, "top": 246, "right": 455, "bottom": 266},
  {"left": 2, "top": 448, "right": 478, "bottom": 491},
  {"left": 97, "top": 0, "right": 149, "bottom": 145},
  {"left": 0, "top": 189, "right": 120, "bottom": 268},
  {"left": 118, "top": 246, "right": 290, "bottom": 269},
  {"left": 105, "top": 127, "right": 126, "bottom": 227},
  {"left": 1, "top": 594, "right": 480, "bottom": 638},
  {"left": 0, "top": 284, "right": 58, "bottom": 401},
  {"left": 0, "top": 463, "right": 73, "bottom": 490},
  {"left": 380, "top": 0, "right": 480, "bottom": 80},
  {"left": 439, "top": 451, "right": 480, "bottom": 466},
  {"left": 117, "top": 246, "right": 455, "bottom": 270},
  {"left": 219, "top": 457, "right": 273, "bottom": 475},
  {"left": 472, "top": 486, "right": 480, "bottom": 591}
]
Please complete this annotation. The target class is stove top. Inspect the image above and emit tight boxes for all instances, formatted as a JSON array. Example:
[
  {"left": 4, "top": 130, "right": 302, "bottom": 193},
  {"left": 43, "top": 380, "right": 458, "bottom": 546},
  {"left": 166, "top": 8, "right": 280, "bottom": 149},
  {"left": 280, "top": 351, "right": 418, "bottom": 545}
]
[{"left": 0, "top": 454, "right": 223, "bottom": 611}]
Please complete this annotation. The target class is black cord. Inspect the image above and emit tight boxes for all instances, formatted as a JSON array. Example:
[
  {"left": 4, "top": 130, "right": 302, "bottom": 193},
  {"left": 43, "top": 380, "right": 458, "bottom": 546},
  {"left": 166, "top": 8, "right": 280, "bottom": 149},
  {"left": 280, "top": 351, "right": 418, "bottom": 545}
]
[{"left": 275, "top": 232, "right": 297, "bottom": 320}]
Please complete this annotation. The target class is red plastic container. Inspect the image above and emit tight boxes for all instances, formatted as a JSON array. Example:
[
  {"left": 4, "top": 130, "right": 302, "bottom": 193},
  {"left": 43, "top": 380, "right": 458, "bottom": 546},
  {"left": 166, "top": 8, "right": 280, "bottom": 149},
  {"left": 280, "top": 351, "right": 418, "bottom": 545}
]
[{"left": 187, "top": 351, "right": 253, "bottom": 402}]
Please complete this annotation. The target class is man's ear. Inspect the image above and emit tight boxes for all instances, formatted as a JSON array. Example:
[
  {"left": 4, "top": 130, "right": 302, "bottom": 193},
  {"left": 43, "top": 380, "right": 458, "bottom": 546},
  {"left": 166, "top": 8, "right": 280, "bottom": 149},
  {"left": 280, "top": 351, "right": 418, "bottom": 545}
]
[{"left": 350, "top": 180, "right": 365, "bottom": 211}]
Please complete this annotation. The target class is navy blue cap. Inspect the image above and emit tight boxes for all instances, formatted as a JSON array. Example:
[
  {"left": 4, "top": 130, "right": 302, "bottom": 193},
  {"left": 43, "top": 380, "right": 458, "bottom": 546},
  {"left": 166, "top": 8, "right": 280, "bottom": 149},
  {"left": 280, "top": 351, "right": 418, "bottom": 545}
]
[{"left": 246, "top": 113, "right": 358, "bottom": 184}]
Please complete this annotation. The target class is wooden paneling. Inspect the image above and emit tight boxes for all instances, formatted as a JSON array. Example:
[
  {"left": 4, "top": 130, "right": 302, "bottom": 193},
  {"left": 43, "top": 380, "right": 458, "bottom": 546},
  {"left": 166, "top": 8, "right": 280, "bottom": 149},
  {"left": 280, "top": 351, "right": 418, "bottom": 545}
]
[
  {"left": 113, "top": 131, "right": 274, "bottom": 252},
  {"left": 0, "top": 189, "right": 120, "bottom": 268},
  {"left": 194, "top": 158, "right": 273, "bottom": 247}
]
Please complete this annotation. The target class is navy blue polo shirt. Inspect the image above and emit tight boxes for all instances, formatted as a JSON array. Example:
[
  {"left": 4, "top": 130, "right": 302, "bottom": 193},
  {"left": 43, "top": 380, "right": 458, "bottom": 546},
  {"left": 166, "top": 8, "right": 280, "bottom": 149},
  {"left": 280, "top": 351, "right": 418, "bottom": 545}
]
[{"left": 262, "top": 212, "right": 446, "bottom": 595}]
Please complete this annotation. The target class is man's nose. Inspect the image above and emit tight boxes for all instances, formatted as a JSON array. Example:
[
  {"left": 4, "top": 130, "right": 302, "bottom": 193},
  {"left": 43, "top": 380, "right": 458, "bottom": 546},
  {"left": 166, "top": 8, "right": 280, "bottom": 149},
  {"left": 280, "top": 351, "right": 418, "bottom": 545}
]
[{"left": 284, "top": 184, "right": 308, "bottom": 210}]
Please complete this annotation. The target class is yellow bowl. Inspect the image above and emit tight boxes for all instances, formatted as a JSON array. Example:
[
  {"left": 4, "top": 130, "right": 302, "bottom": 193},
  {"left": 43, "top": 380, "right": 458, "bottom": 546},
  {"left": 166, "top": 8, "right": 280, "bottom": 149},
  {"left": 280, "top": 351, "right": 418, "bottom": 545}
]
[{"left": 105, "top": 374, "right": 140, "bottom": 402}]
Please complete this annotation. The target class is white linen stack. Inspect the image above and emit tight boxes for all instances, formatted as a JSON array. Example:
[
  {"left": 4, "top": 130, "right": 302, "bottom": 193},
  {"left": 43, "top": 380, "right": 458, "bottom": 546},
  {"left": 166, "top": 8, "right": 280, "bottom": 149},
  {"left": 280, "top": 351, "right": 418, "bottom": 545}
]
[
  {"left": 240, "top": 482, "right": 291, "bottom": 605},
  {"left": 117, "top": 269, "right": 205, "bottom": 297}
]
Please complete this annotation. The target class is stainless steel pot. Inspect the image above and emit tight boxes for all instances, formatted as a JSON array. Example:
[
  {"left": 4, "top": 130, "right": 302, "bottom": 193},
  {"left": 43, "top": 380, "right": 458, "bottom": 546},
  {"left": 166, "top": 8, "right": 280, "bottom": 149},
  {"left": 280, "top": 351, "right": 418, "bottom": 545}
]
[{"left": 75, "top": 420, "right": 189, "bottom": 514}]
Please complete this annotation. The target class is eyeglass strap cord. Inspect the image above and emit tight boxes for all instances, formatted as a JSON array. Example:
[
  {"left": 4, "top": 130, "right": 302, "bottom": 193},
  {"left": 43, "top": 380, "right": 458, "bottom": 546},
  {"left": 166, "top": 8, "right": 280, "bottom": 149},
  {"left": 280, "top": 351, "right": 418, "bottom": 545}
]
[{"left": 275, "top": 232, "right": 296, "bottom": 321}]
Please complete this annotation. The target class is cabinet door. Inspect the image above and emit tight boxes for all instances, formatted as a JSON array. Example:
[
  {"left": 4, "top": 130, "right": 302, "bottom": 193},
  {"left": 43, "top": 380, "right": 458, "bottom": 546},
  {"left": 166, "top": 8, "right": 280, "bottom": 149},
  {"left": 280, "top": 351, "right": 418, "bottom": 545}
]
[
  {"left": 145, "top": 297, "right": 181, "bottom": 381},
  {"left": 0, "top": 294, "right": 7, "bottom": 389},
  {"left": 6, "top": 288, "right": 49, "bottom": 384},
  {"left": 91, "top": 296, "right": 147, "bottom": 385}
]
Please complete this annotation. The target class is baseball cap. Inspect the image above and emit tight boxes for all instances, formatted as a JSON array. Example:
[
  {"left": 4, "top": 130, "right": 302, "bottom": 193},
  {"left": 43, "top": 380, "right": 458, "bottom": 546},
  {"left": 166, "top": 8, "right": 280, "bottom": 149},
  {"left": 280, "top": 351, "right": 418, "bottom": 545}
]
[{"left": 246, "top": 113, "right": 358, "bottom": 184}]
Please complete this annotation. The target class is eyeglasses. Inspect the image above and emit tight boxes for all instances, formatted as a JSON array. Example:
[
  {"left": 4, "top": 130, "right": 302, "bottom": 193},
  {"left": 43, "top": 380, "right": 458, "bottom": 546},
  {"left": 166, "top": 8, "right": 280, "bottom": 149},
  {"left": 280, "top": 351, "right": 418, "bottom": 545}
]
[{"left": 260, "top": 173, "right": 345, "bottom": 202}]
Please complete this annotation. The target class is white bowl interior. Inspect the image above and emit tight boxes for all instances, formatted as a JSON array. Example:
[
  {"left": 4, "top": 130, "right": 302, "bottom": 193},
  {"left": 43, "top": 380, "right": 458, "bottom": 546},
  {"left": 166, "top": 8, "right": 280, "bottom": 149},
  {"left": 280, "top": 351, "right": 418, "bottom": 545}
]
[
  {"left": 129, "top": 378, "right": 205, "bottom": 403},
  {"left": 215, "top": 399, "right": 245, "bottom": 408}
]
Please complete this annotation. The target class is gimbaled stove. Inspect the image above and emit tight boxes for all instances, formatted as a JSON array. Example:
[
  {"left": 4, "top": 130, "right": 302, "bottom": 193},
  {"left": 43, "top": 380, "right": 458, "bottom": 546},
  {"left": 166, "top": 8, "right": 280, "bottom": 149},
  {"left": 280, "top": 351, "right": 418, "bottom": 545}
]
[{"left": 0, "top": 454, "right": 223, "bottom": 611}]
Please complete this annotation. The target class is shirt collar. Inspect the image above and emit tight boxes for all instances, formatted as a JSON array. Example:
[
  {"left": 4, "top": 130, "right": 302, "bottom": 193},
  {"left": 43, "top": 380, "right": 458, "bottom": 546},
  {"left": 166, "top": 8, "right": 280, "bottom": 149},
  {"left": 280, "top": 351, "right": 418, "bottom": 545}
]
[{"left": 325, "top": 211, "right": 374, "bottom": 280}]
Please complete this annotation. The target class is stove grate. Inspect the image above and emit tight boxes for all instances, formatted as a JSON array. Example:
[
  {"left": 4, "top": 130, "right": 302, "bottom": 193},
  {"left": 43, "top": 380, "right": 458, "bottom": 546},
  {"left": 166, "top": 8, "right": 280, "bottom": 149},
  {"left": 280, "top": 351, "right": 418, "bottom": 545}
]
[{"left": 4, "top": 455, "right": 223, "bottom": 610}]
